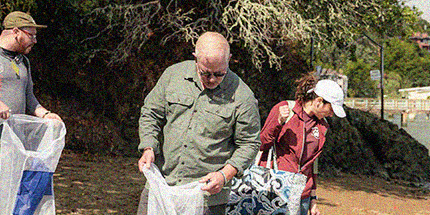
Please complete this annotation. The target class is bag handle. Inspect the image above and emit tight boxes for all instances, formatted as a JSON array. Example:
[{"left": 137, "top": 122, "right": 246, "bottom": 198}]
[
  {"left": 255, "top": 100, "right": 295, "bottom": 170},
  {"left": 254, "top": 148, "right": 273, "bottom": 168}
]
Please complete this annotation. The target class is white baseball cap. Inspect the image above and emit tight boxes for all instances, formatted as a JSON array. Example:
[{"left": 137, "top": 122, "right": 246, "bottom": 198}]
[{"left": 310, "top": 79, "right": 346, "bottom": 118}]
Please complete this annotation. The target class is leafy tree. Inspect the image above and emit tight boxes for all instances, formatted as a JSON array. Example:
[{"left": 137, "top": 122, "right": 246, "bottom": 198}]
[
  {"left": 84, "top": 0, "right": 421, "bottom": 70},
  {"left": 344, "top": 58, "right": 377, "bottom": 97},
  {"left": 3, "top": 0, "right": 424, "bottom": 154},
  {"left": 0, "top": 1, "right": 37, "bottom": 18},
  {"left": 341, "top": 36, "right": 430, "bottom": 98},
  {"left": 384, "top": 37, "right": 430, "bottom": 89},
  {"left": 384, "top": 71, "right": 402, "bottom": 98}
]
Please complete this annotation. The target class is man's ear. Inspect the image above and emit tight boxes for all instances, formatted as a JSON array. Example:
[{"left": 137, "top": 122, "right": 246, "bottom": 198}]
[{"left": 12, "top": 27, "right": 20, "bottom": 34}]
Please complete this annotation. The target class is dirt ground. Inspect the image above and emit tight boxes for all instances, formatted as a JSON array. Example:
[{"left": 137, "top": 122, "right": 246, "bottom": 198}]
[{"left": 54, "top": 150, "right": 430, "bottom": 215}]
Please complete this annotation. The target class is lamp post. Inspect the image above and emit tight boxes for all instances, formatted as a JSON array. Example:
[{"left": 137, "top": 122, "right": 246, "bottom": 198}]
[
  {"left": 364, "top": 34, "right": 384, "bottom": 120},
  {"left": 310, "top": 36, "right": 314, "bottom": 68}
]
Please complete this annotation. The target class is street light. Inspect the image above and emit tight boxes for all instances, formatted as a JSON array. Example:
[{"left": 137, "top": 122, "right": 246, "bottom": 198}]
[{"left": 364, "top": 34, "right": 385, "bottom": 120}]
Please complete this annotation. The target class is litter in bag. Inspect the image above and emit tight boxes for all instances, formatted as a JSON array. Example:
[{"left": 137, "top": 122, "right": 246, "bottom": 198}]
[
  {"left": 139, "top": 164, "right": 205, "bottom": 215},
  {"left": 0, "top": 114, "right": 66, "bottom": 215}
]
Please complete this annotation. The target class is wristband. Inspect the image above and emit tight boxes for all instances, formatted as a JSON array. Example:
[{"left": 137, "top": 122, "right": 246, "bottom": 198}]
[
  {"left": 143, "top": 147, "right": 153, "bottom": 151},
  {"left": 310, "top": 196, "right": 318, "bottom": 201},
  {"left": 42, "top": 111, "right": 51, "bottom": 118},
  {"left": 218, "top": 170, "right": 227, "bottom": 186}
]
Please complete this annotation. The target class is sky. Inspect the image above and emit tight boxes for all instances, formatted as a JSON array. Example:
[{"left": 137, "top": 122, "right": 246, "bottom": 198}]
[{"left": 403, "top": 0, "right": 430, "bottom": 22}]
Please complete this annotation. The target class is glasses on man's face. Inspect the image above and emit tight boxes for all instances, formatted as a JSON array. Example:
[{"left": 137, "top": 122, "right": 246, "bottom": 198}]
[
  {"left": 19, "top": 29, "right": 37, "bottom": 41},
  {"left": 196, "top": 65, "right": 227, "bottom": 78}
]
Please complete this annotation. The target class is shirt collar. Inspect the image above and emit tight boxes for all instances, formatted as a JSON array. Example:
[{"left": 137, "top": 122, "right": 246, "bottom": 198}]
[
  {"left": 0, "top": 47, "right": 23, "bottom": 63},
  {"left": 293, "top": 100, "right": 307, "bottom": 121},
  {"left": 293, "top": 100, "right": 327, "bottom": 124},
  {"left": 184, "top": 60, "right": 202, "bottom": 89}
]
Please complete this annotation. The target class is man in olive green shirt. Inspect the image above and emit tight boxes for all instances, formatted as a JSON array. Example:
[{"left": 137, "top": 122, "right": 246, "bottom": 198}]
[{"left": 138, "top": 32, "right": 261, "bottom": 214}]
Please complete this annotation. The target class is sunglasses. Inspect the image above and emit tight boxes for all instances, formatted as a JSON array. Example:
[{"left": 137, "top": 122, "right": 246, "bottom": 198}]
[
  {"left": 196, "top": 65, "right": 227, "bottom": 78},
  {"left": 19, "top": 28, "right": 37, "bottom": 40}
]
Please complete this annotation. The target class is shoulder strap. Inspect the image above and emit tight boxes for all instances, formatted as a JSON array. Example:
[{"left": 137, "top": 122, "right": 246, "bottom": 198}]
[{"left": 285, "top": 100, "right": 295, "bottom": 123}]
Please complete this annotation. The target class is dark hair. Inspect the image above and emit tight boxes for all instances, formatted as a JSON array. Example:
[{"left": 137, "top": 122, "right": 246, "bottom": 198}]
[{"left": 295, "top": 73, "right": 318, "bottom": 103}]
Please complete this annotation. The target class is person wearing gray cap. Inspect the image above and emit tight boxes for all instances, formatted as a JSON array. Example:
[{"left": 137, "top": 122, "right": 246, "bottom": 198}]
[
  {"left": 0, "top": 11, "right": 62, "bottom": 121},
  {"left": 259, "top": 74, "right": 346, "bottom": 215}
]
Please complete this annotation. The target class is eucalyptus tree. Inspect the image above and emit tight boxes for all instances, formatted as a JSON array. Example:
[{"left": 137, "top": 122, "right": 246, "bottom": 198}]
[{"left": 86, "top": 0, "right": 420, "bottom": 71}]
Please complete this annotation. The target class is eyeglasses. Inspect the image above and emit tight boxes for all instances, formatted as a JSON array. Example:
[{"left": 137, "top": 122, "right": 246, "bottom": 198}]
[
  {"left": 19, "top": 29, "right": 37, "bottom": 40},
  {"left": 196, "top": 65, "right": 227, "bottom": 78}
]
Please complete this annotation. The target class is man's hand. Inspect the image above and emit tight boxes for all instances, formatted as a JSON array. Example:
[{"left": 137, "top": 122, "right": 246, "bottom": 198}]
[
  {"left": 278, "top": 104, "right": 290, "bottom": 125},
  {"left": 138, "top": 147, "right": 155, "bottom": 172},
  {"left": 0, "top": 101, "right": 11, "bottom": 119},
  {"left": 34, "top": 107, "right": 62, "bottom": 122},
  {"left": 44, "top": 112, "right": 63, "bottom": 122},
  {"left": 199, "top": 171, "right": 225, "bottom": 195},
  {"left": 199, "top": 164, "right": 237, "bottom": 195}
]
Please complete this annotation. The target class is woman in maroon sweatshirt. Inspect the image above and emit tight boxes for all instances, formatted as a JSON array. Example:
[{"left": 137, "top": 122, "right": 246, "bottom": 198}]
[{"left": 259, "top": 74, "right": 346, "bottom": 215}]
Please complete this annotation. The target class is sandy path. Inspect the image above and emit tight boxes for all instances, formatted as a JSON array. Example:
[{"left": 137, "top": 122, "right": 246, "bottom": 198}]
[
  {"left": 318, "top": 175, "right": 430, "bottom": 215},
  {"left": 54, "top": 150, "right": 430, "bottom": 214}
]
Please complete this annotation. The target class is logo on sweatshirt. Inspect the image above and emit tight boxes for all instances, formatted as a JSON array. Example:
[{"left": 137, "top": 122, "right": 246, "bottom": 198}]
[{"left": 311, "top": 127, "right": 319, "bottom": 139}]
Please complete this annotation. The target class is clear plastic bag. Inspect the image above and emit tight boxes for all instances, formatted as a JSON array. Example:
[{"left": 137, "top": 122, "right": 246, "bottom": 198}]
[
  {"left": 140, "top": 164, "right": 205, "bottom": 215},
  {"left": 0, "top": 114, "right": 66, "bottom": 215}
]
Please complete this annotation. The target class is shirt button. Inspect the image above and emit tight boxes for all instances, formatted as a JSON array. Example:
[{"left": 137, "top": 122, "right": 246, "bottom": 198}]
[
  {"left": 181, "top": 161, "right": 185, "bottom": 165},
  {"left": 193, "top": 109, "right": 197, "bottom": 113}
]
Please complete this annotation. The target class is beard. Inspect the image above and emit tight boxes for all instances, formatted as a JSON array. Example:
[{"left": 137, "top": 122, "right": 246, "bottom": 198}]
[{"left": 15, "top": 37, "right": 33, "bottom": 54}]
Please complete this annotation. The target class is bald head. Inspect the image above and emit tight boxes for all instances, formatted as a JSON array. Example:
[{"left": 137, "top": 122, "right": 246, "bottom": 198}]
[{"left": 194, "top": 32, "right": 230, "bottom": 65}]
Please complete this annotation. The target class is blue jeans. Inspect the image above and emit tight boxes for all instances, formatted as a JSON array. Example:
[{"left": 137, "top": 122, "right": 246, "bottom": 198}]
[{"left": 300, "top": 197, "right": 311, "bottom": 215}]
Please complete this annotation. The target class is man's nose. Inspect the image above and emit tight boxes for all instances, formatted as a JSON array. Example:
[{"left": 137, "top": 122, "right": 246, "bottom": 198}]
[{"left": 208, "top": 75, "right": 217, "bottom": 82}]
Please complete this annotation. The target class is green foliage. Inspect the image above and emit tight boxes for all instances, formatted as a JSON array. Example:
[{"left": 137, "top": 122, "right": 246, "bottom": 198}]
[
  {"left": 0, "top": 0, "right": 37, "bottom": 18},
  {"left": 359, "top": 0, "right": 419, "bottom": 37},
  {"left": 406, "top": 7, "right": 430, "bottom": 34},
  {"left": 319, "top": 31, "right": 430, "bottom": 99},
  {"left": 344, "top": 58, "right": 377, "bottom": 97},
  {"left": 384, "top": 72, "right": 402, "bottom": 98},
  {"left": 384, "top": 37, "right": 430, "bottom": 89},
  {"left": 81, "top": 0, "right": 421, "bottom": 71}
]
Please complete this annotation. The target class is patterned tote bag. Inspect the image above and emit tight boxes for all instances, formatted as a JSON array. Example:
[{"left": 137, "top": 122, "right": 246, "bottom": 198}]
[
  {"left": 226, "top": 148, "right": 307, "bottom": 215},
  {"left": 226, "top": 100, "right": 306, "bottom": 215}
]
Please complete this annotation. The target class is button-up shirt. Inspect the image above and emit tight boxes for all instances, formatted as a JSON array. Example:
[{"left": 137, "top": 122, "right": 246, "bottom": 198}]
[{"left": 139, "top": 60, "right": 261, "bottom": 206}]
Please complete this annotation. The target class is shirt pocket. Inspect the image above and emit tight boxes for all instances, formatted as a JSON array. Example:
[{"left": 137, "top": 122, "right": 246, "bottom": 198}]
[
  {"left": 202, "top": 104, "right": 235, "bottom": 139},
  {"left": 165, "top": 93, "right": 194, "bottom": 116}
]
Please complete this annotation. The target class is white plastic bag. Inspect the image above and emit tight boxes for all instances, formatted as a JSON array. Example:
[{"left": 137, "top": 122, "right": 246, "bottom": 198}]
[
  {"left": 0, "top": 114, "right": 66, "bottom": 215},
  {"left": 140, "top": 164, "right": 205, "bottom": 215}
]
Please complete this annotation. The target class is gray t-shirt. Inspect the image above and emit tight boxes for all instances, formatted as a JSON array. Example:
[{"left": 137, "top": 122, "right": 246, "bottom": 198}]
[{"left": 0, "top": 48, "right": 40, "bottom": 114}]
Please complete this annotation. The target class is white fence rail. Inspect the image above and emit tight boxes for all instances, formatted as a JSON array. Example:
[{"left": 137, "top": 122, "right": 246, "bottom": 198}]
[{"left": 344, "top": 98, "right": 430, "bottom": 113}]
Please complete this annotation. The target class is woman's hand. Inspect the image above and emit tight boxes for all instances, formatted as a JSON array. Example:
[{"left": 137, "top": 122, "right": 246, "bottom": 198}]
[{"left": 278, "top": 104, "right": 290, "bottom": 125}]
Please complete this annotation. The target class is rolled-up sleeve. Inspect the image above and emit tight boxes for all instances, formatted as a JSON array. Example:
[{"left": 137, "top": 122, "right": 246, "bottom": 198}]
[{"left": 226, "top": 97, "right": 261, "bottom": 177}]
